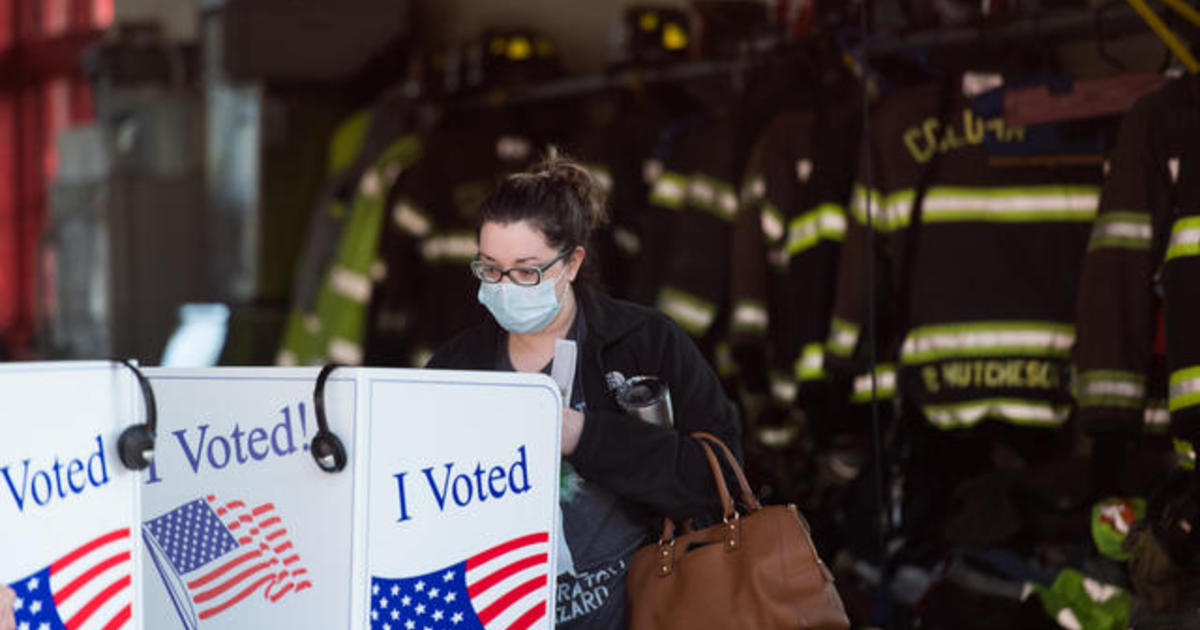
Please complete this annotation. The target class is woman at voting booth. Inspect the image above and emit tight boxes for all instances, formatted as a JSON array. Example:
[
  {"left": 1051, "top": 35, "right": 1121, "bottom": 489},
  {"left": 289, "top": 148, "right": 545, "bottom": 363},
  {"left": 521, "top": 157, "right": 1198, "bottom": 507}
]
[{"left": 427, "top": 157, "right": 742, "bottom": 629}]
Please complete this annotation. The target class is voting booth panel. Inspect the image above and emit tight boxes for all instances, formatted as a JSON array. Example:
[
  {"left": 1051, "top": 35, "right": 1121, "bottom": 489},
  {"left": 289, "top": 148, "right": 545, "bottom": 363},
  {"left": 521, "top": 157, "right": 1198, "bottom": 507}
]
[
  {"left": 363, "top": 371, "right": 561, "bottom": 630},
  {"left": 140, "top": 368, "right": 361, "bottom": 630},
  {"left": 1, "top": 362, "right": 144, "bottom": 630},
  {"left": 137, "top": 367, "right": 562, "bottom": 630}
]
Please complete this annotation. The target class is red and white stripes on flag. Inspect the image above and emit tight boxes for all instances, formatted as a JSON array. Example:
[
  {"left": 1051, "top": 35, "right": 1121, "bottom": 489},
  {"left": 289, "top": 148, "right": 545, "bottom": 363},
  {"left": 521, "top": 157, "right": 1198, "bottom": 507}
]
[
  {"left": 189, "top": 496, "right": 312, "bottom": 620},
  {"left": 465, "top": 533, "right": 551, "bottom": 630}
]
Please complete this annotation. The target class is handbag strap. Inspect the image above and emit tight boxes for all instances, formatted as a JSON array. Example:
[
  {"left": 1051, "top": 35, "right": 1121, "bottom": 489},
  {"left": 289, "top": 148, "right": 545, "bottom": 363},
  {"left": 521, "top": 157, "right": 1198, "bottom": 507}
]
[
  {"left": 658, "top": 434, "right": 757, "bottom": 544},
  {"left": 692, "top": 432, "right": 762, "bottom": 511}
]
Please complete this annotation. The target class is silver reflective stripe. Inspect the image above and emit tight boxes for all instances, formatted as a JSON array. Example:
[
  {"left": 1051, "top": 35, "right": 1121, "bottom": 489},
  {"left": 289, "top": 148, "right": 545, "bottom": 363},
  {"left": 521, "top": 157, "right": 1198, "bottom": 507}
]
[
  {"left": 1093, "top": 221, "right": 1151, "bottom": 241},
  {"left": 1080, "top": 379, "right": 1145, "bottom": 399},
  {"left": 420, "top": 234, "right": 478, "bottom": 262},
  {"left": 651, "top": 174, "right": 687, "bottom": 207},
  {"left": 392, "top": 201, "right": 432, "bottom": 237},
  {"left": 1165, "top": 219, "right": 1200, "bottom": 261},
  {"left": 689, "top": 179, "right": 715, "bottom": 207},
  {"left": 901, "top": 323, "right": 1075, "bottom": 363},
  {"left": 771, "top": 375, "right": 797, "bottom": 404},
  {"left": 328, "top": 338, "right": 363, "bottom": 365},
  {"left": 921, "top": 189, "right": 1098, "bottom": 222},
  {"left": 1145, "top": 405, "right": 1169, "bottom": 427},
  {"left": 796, "top": 344, "right": 825, "bottom": 381},
  {"left": 613, "top": 226, "right": 640, "bottom": 255},
  {"left": 658, "top": 288, "right": 716, "bottom": 336},
  {"left": 853, "top": 366, "right": 896, "bottom": 401},
  {"left": 761, "top": 205, "right": 785, "bottom": 242},
  {"left": 329, "top": 266, "right": 372, "bottom": 303},
  {"left": 924, "top": 398, "right": 1069, "bottom": 429},
  {"left": 358, "top": 169, "right": 381, "bottom": 198},
  {"left": 732, "top": 301, "right": 768, "bottom": 332}
]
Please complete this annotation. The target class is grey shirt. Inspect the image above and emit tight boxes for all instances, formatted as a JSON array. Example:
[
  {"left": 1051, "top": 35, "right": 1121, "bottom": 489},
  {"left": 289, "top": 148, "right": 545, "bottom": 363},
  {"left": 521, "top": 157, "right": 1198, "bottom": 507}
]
[{"left": 496, "top": 311, "right": 649, "bottom": 629}]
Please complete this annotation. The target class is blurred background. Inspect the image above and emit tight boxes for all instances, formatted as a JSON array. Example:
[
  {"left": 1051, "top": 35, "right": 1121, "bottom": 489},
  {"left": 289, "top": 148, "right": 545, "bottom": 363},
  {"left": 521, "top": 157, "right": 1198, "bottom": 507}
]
[{"left": 5, "top": 2, "right": 1200, "bottom": 626}]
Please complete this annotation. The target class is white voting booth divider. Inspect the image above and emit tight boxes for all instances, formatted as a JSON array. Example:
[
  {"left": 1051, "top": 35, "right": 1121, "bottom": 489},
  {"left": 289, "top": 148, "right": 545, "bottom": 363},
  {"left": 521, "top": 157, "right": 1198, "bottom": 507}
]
[
  {"left": 139, "top": 367, "right": 561, "bottom": 630},
  {"left": 0, "top": 362, "right": 147, "bottom": 630}
]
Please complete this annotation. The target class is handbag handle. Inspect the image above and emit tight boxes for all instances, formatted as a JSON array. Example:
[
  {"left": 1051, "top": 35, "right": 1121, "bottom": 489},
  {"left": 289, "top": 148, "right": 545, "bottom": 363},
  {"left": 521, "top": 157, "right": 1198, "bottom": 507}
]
[
  {"left": 658, "top": 434, "right": 759, "bottom": 544},
  {"left": 692, "top": 432, "right": 762, "bottom": 511}
]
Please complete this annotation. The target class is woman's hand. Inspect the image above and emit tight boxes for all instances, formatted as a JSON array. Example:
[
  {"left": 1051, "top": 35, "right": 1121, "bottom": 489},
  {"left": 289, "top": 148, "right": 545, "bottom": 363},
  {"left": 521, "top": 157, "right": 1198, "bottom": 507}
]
[
  {"left": 1, "top": 584, "right": 16, "bottom": 630},
  {"left": 562, "top": 408, "right": 585, "bottom": 456}
]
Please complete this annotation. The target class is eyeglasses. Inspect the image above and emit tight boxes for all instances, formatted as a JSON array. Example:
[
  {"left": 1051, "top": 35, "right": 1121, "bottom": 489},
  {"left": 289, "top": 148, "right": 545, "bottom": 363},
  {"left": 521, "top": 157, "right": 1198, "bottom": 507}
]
[{"left": 470, "top": 249, "right": 573, "bottom": 286}]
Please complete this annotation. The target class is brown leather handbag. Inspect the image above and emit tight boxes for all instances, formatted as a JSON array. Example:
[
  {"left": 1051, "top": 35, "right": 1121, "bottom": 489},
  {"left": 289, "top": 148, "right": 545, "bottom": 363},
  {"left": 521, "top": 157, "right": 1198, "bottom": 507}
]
[{"left": 627, "top": 432, "right": 850, "bottom": 630}]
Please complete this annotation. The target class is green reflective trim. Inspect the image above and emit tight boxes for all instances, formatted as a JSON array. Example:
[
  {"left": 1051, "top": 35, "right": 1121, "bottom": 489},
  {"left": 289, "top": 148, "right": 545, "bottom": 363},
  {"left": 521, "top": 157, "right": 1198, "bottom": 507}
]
[
  {"left": 715, "top": 341, "right": 737, "bottom": 377},
  {"left": 1079, "top": 369, "right": 1147, "bottom": 384},
  {"left": 1079, "top": 395, "right": 1145, "bottom": 410},
  {"left": 328, "top": 109, "right": 372, "bottom": 173},
  {"left": 1169, "top": 365, "right": 1200, "bottom": 412},
  {"left": 1088, "top": 211, "right": 1152, "bottom": 252},
  {"left": 920, "top": 183, "right": 1099, "bottom": 224},
  {"left": 1144, "top": 400, "right": 1169, "bottom": 434},
  {"left": 689, "top": 173, "right": 738, "bottom": 221},
  {"left": 741, "top": 173, "right": 766, "bottom": 204},
  {"left": 650, "top": 171, "right": 688, "bottom": 209},
  {"left": 795, "top": 343, "right": 827, "bottom": 382},
  {"left": 731, "top": 298, "right": 768, "bottom": 335},
  {"left": 1078, "top": 370, "right": 1146, "bottom": 409},
  {"left": 1175, "top": 438, "right": 1197, "bottom": 471},
  {"left": 761, "top": 202, "right": 786, "bottom": 244},
  {"left": 657, "top": 286, "right": 717, "bottom": 337},
  {"left": 827, "top": 317, "right": 860, "bottom": 358},
  {"left": 788, "top": 203, "right": 847, "bottom": 256},
  {"left": 851, "top": 364, "right": 896, "bottom": 403},
  {"left": 770, "top": 371, "right": 798, "bottom": 404},
  {"left": 924, "top": 397, "right": 1071, "bottom": 429},
  {"left": 901, "top": 321, "right": 1075, "bottom": 364},
  {"left": 1165, "top": 216, "right": 1200, "bottom": 262},
  {"left": 851, "top": 185, "right": 912, "bottom": 232}
]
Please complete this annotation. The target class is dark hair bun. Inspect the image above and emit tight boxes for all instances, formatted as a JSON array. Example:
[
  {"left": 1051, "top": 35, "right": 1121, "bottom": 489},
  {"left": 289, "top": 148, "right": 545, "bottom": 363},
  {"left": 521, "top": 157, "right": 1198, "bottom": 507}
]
[
  {"left": 529, "top": 156, "right": 609, "bottom": 231},
  {"left": 479, "top": 153, "right": 609, "bottom": 255}
]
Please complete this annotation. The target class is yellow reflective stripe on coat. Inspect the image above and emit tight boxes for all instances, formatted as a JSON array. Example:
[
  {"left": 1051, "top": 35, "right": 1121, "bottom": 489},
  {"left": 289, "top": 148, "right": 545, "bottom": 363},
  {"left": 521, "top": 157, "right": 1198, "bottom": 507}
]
[
  {"left": 924, "top": 398, "right": 1071, "bottom": 429},
  {"left": 392, "top": 199, "right": 432, "bottom": 238},
  {"left": 1077, "top": 370, "right": 1147, "bottom": 410},
  {"left": 770, "top": 371, "right": 798, "bottom": 405},
  {"left": 1175, "top": 438, "right": 1197, "bottom": 471},
  {"left": 788, "top": 204, "right": 847, "bottom": 257},
  {"left": 688, "top": 174, "right": 738, "bottom": 221},
  {"left": 731, "top": 299, "right": 768, "bottom": 335},
  {"left": 1088, "top": 211, "right": 1152, "bottom": 252},
  {"left": 420, "top": 233, "right": 478, "bottom": 263},
  {"left": 650, "top": 171, "right": 688, "bottom": 209},
  {"left": 901, "top": 321, "right": 1075, "bottom": 364},
  {"left": 1165, "top": 216, "right": 1200, "bottom": 262},
  {"left": 827, "top": 317, "right": 861, "bottom": 358},
  {"left": 852, "top": 184, "right": 1098, "bottom": 229},
  {"left": 851, "top": 185, "right": 910, "bottom": 232},
  {"left": 1169, "top": 365, "right": 1200, "bottom": 412},
  {"left": 657, "top": 286, "right": 717, "bottom": 337},
  {"left": 852, "top": 364, "right": 896, "bottom": 403},
  {"left": 795, "top": 343, "right": 827, "bottom": 382},
  {"left": 919, "top": 185, "right": 1099, "bottom": 224},
  {"left": 760, "top": 202, "right": 786, "bottom": 245},
  {"left": 1145, "top": 399, "right": 1169, "bottom": 433}
]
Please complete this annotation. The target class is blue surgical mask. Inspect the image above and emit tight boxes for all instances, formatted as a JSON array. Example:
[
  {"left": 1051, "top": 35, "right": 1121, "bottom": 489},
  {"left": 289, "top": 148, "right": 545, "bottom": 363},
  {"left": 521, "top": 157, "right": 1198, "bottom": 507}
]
[{"left": 478, "top": 276, "right": 562, "bottom": 334}]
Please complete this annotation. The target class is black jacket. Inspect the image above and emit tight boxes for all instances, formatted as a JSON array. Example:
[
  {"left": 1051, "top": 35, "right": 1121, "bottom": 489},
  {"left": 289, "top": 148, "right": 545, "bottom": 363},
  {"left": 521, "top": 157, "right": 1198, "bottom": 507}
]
[{"left": 427, "top": 287, "right": 743, "bottom": 522}]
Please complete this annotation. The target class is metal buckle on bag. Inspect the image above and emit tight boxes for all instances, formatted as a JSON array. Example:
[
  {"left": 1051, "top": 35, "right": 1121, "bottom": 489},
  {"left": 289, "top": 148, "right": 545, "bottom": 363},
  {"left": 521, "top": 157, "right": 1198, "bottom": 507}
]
[
  {"left": 723, "top": 512, "right": 741, "bottom": 552},
  {"left": 657, "top": 538, "right": 676, "bottom": 576}
]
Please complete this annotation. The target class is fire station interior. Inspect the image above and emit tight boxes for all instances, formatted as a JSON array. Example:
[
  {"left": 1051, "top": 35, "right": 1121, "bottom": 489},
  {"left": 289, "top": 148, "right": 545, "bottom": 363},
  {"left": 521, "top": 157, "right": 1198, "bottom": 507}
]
[{"left": 5, "top": 0, "right": 1200, "bottom": 627}]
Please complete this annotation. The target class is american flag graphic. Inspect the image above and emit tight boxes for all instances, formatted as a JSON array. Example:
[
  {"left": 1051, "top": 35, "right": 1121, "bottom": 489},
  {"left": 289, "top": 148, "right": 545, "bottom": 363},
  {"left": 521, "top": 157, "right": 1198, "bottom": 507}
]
[
  {"left": 8, "top": 528, "right": 133, "bottom": 630},
  {"left": 370, "top": 532, "right": 551, "bottom": 630},
  {"left": 142, "top": 495, "right": 311, "bottom": 630}
]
